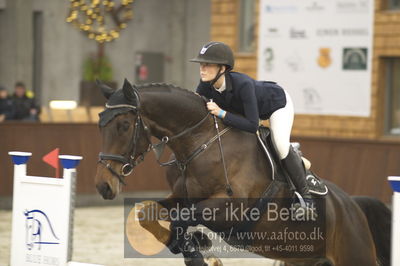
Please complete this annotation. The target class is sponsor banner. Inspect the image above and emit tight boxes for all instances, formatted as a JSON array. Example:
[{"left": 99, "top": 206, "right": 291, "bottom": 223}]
[{"left": 258, "top": 0, "right": 374, "bottom": 116}]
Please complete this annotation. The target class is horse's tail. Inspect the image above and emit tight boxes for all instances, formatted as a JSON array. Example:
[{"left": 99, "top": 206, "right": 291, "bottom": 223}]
[{"left": 352, "top": 196, "right": 391, "bottom": 266}]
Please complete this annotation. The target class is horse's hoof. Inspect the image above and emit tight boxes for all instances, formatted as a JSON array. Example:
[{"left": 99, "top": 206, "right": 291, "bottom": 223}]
[
  {"left": 205, "top": 254, "right": 223, "bottom": 266},
  {"left": 166, "top": 237, "right": 181, "bottom": 254},
  {"left": 184, "top": 257, "right": 208, "bottom": 266},
  {"left": 183, "top": 249, "right": 207, "bottom": 266},
  {"left": 167, "top": 225, "right": 189, "bottom": 254},
  {"left": 191, "top": 230, "right": 212, "bottom": 251},
  {"left": 167, "top": 230, "right": 208, "bottom": 255}
]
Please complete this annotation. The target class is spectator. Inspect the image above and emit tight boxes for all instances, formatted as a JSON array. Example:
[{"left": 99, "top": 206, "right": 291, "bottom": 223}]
[
  {"left": 11, "top": 82, "right": 40, "bottom": 121},
  {"left": 0, "top": 86, "right": 14, "bottom": 122}
]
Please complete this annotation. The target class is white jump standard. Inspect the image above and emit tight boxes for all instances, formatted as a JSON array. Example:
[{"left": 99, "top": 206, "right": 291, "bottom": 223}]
[
  {"left": 388, "top": 176, "right": 400, "bottom": 266},
  {"left": 9, "top": 151, "right": 82, "bottom": 266}
]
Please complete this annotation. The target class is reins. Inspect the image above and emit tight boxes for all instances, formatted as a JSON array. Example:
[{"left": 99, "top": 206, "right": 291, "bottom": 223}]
[
  {"left": 211, "top": 99, "right": 233, "bottom": 196},
  {"left": 98, "top": 93, "right": 233, "bottom": 196}
]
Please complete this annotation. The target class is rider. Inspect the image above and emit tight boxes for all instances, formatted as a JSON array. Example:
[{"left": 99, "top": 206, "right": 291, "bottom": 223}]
[{"left": 190, "top": 41, "right": 315, "bottom": 217}]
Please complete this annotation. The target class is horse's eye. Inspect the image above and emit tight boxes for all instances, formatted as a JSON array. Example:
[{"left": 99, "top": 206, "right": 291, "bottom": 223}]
[
  {"left": 118, "top": 120, "right": 131, "bottom": 132},
  {"left": 123, "top": 121, "right": 131, "bottom": 131}
]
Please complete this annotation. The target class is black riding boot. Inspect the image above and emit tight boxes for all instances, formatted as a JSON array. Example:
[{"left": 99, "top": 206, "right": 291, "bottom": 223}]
[{"left": 281, "top": 146, "right": 316, "bottom": 220}]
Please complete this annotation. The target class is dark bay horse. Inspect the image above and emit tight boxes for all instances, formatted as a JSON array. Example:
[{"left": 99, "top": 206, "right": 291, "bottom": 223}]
[{"left": 95, "top": 79, "right": 391, "bottom": 266}]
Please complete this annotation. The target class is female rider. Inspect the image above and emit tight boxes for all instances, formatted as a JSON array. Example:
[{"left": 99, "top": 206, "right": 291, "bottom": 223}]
[{"left": 190, "top": 41, "right": 314, "bottom": 215}]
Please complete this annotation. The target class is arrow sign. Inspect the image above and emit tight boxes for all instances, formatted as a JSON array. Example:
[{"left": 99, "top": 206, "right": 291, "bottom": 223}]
[{"left": 42, "top": 148, "right": 60, "bottom": 178}]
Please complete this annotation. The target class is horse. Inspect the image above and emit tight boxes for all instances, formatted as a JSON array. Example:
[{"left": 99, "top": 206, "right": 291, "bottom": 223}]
[{"left": 94, "top": 79, "right": 391, "bottom": 266}]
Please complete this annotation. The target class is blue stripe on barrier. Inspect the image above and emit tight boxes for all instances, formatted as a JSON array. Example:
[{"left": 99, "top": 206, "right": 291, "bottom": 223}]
[
  {"left": 8, "top": 152, "right": 32, "bottom": 165},
  {"left": 59, "top": 155, "right": 83, "bottom": 169},
  {"left": 388, "top": 176, "right": 400, "bottom": 193}
]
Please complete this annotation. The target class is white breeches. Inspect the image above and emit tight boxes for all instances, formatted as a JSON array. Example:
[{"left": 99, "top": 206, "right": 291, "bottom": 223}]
[{"left": 269, "top": 90, "right": 294, "bottom": 160}]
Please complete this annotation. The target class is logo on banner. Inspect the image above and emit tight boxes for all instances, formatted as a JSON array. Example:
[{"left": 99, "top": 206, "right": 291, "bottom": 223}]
[
  {"left": 290, "top": 28, "right": 307, "bottom": 39},
  {"left": 306, "top": 2, "right": 326, "bottom": 12},
  {"left": 341, "top": 28, "right": 369, "bottom": 36},
  {"left": 316, "top": 28, "right": 339, "bottom": 37},
  {"left": 265, "top": 5, "right": 297, "bottom": 13},
  {"left": 317, "top": 28, "right": 368, "bottom": 37},
  {"left": 317, "top": 48, "right": 332, "bottom": 68},
  {"left": 342, "top": 48, "right": 368, "bottom": 70},
  {"left": 263, "top": 47, "right": 274, "bottom": 71},
  {"left": 25, "top": 209, "right": 60, "bottom": 250},
  {"left": 303, "top": 88, "right": 322, "bottom": 111},
  {"left": 286, "top": 52, "right": 303, "bottom": 72},
  {"left": 265, "top": 27, "right": 280, "bottom": 38},
  {"left": 336, "top": 0, "right": 369, "bottom": 13}
]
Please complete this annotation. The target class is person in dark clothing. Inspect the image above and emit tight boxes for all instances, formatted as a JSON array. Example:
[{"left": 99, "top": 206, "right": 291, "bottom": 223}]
[
  {"left": 190, "top": 41, "right": 315, "bottom": 218},
  {"left": 11, "top": 82, "right": 40, "bottom": 121},
  {"left": 0, "top": 86, "right": 14, "bottom": 122}
]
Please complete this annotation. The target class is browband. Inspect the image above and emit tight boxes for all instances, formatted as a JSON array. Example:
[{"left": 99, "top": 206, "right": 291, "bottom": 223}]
[{"left": 105, "top": 103, "right": 136, "bottom": 109}]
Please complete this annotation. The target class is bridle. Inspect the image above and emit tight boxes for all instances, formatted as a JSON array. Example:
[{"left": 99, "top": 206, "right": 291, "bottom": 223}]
[
  {"left": 98, "top": 103, "right": 151, "bottom": 185},
  {"left": 98, "top": 89, "right": 230, "bottom": 189}
]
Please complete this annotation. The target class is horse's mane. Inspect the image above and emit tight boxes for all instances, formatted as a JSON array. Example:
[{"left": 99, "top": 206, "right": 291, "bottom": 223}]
[
  {"left": 134, "top": 82, "right": 214, "bottom": 133},
  {"left": 137, "top": 82, "right": 197, "bottom": 96},
  {"left": 137, "top": 82, "right": 206, "bottom": 111}
]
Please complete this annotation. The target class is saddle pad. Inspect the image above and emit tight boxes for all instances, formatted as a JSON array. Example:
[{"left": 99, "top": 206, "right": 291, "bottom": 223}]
[{"left": 306, "top": 172, "right": 329, "bottom": 196}]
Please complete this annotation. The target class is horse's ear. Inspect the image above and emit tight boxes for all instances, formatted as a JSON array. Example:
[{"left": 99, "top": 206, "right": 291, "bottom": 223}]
[
  {"left": 122, "top": 78, "right": 138, "bottom": 103},
  {"left": 96, "top": 79, "right": 115, "bottom": 99}
]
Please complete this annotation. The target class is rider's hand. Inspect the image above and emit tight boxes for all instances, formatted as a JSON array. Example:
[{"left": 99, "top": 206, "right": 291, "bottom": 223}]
[{"left": 207, "top": 101, "right": 226, "bottom": 118}]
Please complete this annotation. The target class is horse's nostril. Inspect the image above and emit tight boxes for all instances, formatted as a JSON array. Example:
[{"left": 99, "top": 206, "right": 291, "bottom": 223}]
[{"left": 96, "top": 182, "right": 113, "bottom": 199}]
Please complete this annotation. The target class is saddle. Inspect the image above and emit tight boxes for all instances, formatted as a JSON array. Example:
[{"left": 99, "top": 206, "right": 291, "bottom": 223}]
[
  {"left": 257, "top": 126, "right": 328, "bottom": 196},
  {"left": 217, "top": 126, "right": 328, "bottom": 237}
]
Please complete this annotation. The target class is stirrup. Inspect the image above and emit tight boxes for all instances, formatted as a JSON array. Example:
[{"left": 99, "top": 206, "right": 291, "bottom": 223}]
[
  {"left": 294, "top": 191, "right": 306, "bottom": 208},
  {"left": 293, "top": 203, "right": 317, "bottom": 221},
  {"left": 293, "top": 192, "right": 317, "bottom": 221}
]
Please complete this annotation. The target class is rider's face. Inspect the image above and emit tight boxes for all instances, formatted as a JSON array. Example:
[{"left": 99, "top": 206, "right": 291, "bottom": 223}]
[{"left": 199, "top": 63, "right": 221, "bottom": 82}]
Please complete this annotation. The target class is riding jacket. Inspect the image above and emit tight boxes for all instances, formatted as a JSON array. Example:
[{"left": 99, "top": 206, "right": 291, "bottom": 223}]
[{"left": 196, "top": 71, "right": 287, "bottom": 133}]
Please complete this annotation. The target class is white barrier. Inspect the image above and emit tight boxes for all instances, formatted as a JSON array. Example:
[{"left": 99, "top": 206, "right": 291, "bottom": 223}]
[
  {"left": 388, "top": 176, "right": 400, "bottom": 266},
  {"left": 67, "top": 263, "right": 103, "bottom": 266},
  {"left": 9, "top": 151, "right": 82, "bottom": 266}
]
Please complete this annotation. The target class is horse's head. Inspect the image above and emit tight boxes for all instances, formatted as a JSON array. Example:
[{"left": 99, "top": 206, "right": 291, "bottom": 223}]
[{"left": 95, "top": 79, "right": 152, "bottom": 199}]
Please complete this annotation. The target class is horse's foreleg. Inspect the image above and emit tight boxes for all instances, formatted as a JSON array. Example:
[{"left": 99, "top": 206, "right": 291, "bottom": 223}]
[
  {"left": 137, "top": 200, "right": 172, "bottom": 245},
  {"left": 137, "top": 199, "right": 209, "bottom": 266}
]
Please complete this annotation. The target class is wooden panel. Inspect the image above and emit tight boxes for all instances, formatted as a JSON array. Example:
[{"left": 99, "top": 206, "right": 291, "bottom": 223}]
[
  {"left": 0, "top": 123, "right": 170, "bottom": 197},
  {"left": 0, "top": 123, "right": 397, "bottom": 204},
  {"left": 293, "top": 136, "right": 399, "bottom": 203}
]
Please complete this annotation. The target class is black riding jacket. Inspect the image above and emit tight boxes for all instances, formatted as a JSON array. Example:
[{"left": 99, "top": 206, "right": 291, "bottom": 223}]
[{"left": 196, "top": 72, "right": 287, "bottom": 133}]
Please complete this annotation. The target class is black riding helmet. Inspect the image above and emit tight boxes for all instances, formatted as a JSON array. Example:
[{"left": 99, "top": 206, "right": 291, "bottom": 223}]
[
  {"left": 190, "top": 41, "right": 235, "bottom": 70},
  {"left": 190, "top": 42, "right": 235, "bottom": 86}
]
